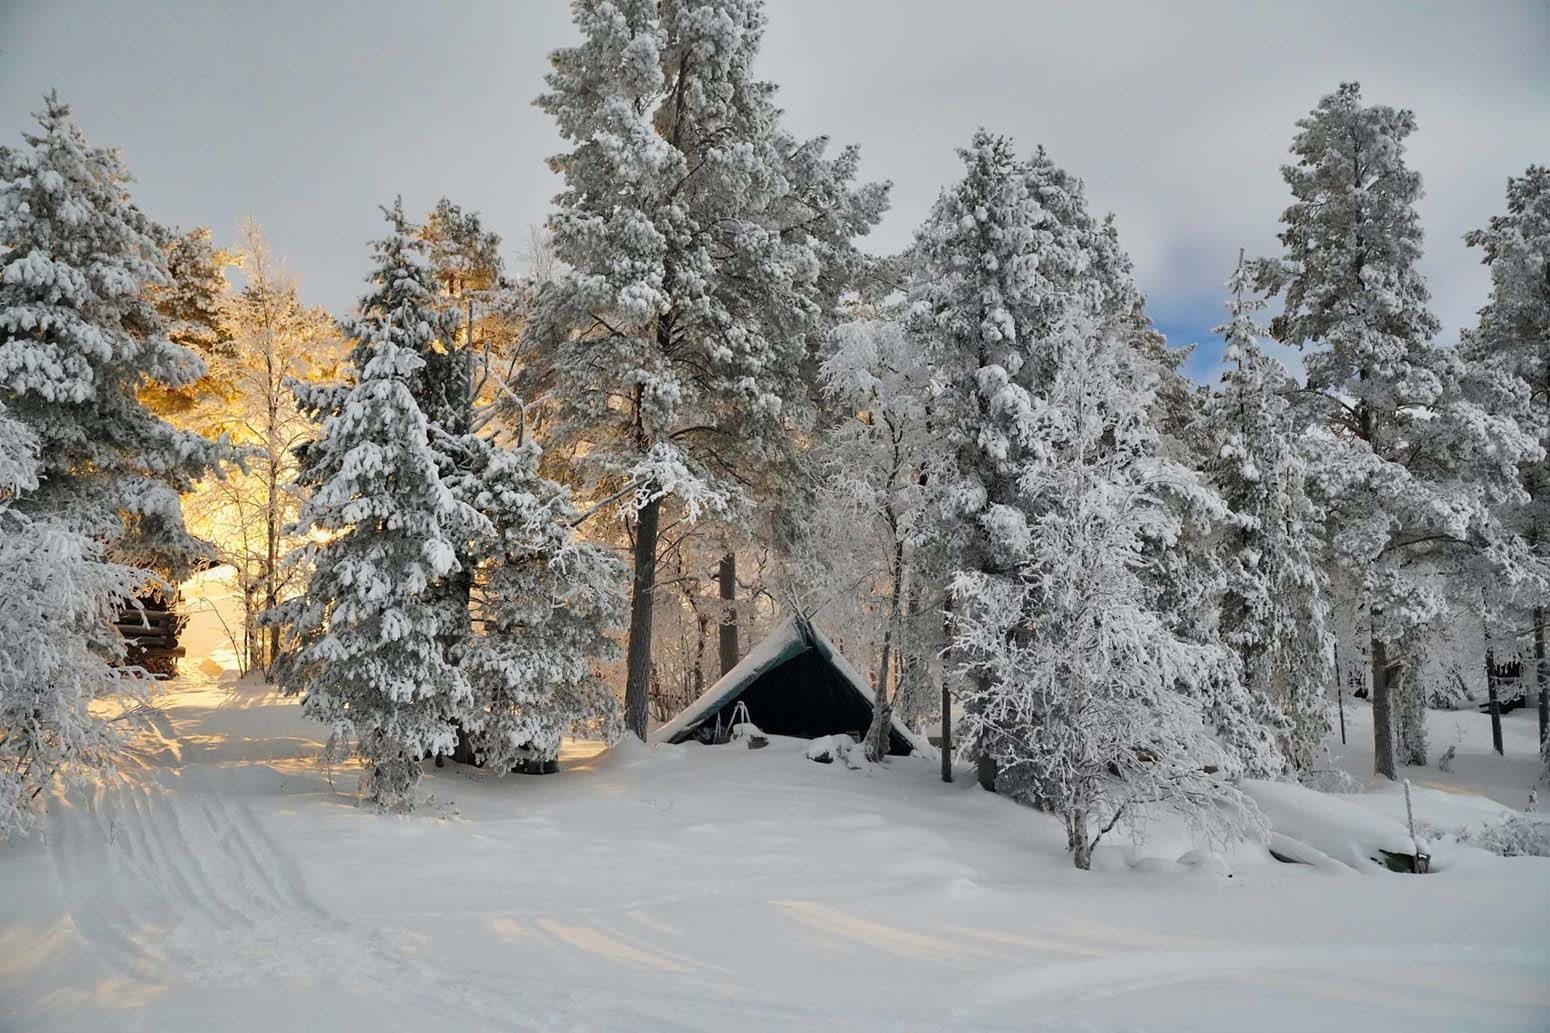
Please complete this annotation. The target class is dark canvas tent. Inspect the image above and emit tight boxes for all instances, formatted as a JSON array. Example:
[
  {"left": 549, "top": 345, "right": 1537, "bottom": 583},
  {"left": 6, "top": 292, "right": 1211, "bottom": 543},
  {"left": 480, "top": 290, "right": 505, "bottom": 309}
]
[{"left": 653, "top": 616, "right": 926, "bottom": 756}]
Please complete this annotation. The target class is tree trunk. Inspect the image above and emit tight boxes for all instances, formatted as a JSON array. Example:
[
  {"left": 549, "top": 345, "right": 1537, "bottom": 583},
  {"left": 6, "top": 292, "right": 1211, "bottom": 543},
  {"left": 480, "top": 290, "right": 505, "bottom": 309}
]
[
  {"left": 1370, "top": 632, "right": 1397, "bottom": 780},
  {"left": 1537, "top": 606, "right": 1548, "bottom": 747},
  {"left": 1334, "top": 640, "right": 1347, "bottom": 745},
  {"left": 940, "top": 595, "right": 953, "bottom": 783},
  {"left": 1486, "top": 648, "right": 1504, "bottom": 756},
  {"left": 717, "top": 552, "right": 738, "bottom": 677},
  {"left": 976, "top": 753, "right": 999, "bottom": 792},
  {"left": 865, "top": 536, "right": 907, "bottom": 763},
  {"left": 624, "top": 493, "right": 662, "bottom": 740},
  {"left": 1069, "top": 808, "right": 1092, "bottom": 870},
  {"left": 864, "top": 644, "right": 894, "bottom": 762},
  {"left": 974, "top": 671, "right": 999, "bottom": 789},
  {"left": 939, "top": 676, "right": 953, "bottom": 783},
  {"left": 444, "top": 297, "right": 478, "bottom": 764}
]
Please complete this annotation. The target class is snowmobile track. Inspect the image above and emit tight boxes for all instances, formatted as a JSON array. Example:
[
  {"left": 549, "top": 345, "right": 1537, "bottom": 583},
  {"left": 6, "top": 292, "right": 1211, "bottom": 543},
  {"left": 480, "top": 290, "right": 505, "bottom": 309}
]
[{"left": 47, "top": 756, "right": 549, "bottom": 1029}]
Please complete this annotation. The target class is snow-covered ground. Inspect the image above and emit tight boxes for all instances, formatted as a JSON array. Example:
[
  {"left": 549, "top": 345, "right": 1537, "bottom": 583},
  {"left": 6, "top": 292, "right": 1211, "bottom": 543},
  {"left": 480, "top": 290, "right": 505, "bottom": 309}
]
[{"left": 2, "top": 575, "right": 1547, "bottom": 1032}]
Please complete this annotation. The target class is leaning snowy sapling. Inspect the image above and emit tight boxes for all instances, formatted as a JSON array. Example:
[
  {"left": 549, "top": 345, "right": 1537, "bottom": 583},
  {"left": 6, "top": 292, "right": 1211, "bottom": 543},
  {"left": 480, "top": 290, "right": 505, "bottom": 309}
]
[{"left": 953, "top": 329, "right": 1264, "bottom": 870}]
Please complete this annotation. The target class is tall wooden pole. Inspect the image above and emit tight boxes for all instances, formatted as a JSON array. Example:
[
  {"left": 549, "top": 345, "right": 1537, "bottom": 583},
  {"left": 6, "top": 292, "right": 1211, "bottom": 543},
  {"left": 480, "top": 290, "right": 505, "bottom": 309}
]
[{"left": 1334, "top": 641, "right": 1346, "bottom": 745}]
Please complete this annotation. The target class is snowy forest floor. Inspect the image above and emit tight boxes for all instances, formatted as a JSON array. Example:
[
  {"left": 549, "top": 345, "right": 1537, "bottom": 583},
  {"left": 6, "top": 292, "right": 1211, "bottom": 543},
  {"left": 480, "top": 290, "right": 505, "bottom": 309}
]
[{"left": 2, "top": 577, "right": 1547, "bottom": 1032}]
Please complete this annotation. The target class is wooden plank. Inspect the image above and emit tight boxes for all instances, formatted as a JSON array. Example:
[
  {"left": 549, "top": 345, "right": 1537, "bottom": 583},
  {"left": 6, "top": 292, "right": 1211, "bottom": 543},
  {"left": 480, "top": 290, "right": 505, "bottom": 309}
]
[
  {"left": 124, "top": 644, "right": 186, "bottom": 657},
  {"left": 115, "top": 612, "right": 180, "bottom": 627}
]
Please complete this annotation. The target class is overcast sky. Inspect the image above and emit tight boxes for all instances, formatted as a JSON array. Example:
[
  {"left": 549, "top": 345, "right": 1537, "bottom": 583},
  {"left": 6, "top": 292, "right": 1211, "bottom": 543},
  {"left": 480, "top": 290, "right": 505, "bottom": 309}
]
[{"left": 2, "top": 1, "right": 1547, "bottom": 379}]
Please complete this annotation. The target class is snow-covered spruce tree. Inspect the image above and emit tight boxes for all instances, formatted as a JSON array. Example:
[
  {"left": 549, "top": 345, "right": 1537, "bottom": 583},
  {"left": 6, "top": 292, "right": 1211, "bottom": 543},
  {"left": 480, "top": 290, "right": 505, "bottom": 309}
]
[
  {"left": 0, "top": 94, "right": 227, "bottom": 578},
  {"left": 1203, "top": 252, "right": 1334, "bottom": 772},
  {"left": 267, "top": 207, "right": 484, "bottom": 811},
  {"left": 1029, "top": 152, "right": 1251, "bottom": 772},
  {"left": 459, "top": 437, "right": 626, "bottom": 771},
  {"left": 527, "top": 0, "right": 887, "bottom": 738},
  {"left": 0, "top": 401, "right": 151, "bottom": 838},
  {"left": 1256, "top": 83, "right": 1537, "bottom": 779},
  {"left": 1461, "top": 166, "right": 1550, "bottom": 750},
  {"left": 952, "top": 326, "right": 1261, "bottom": 870}
]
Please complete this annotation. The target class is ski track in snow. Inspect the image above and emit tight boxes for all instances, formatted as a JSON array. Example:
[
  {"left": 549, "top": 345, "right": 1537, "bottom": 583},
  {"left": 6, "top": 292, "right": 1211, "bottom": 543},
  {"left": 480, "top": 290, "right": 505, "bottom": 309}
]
[
  {"left": 44, "top": 718, "right": 555, "bottom": 1030},
  {"left": 15, "top": 642, "right": 1549, "bottom": 1032}
]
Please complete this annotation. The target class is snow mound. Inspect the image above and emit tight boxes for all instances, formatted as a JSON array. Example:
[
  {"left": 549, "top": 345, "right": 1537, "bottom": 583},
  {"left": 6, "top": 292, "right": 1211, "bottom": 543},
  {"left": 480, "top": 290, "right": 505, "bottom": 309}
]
[
  {"left": 805, "top": 734, "right": 863, "bottom": 769},
  {"left": 1243, "top": 780, "right": 1427, "bottom": 872}
]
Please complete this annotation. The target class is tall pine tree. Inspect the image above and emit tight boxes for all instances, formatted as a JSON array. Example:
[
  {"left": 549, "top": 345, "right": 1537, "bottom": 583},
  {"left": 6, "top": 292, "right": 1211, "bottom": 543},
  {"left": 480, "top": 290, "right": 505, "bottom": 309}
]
[
  {"left": 1462, "top": 166, "right": 1550, "bottom": 750},
  {"left": 527, "top": 0, "right": 887, "bottom": 738},
  {"left": 1257, "top": 83, "right": 1535, "bottom": 778}
]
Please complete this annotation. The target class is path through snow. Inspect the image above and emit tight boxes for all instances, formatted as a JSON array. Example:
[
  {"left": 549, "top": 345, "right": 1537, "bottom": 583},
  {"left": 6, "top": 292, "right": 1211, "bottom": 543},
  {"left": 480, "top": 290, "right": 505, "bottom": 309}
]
[{"left": 1, "top": 577, "right": 1546, "bottom": 1032}]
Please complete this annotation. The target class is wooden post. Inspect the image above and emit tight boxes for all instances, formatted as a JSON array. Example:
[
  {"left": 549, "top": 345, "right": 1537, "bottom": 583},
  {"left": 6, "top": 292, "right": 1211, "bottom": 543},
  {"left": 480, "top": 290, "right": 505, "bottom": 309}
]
[
  {"left": 1334, "top": 641, "right": 1346, "bottom": 745},
  {"left": 1486, "top": 647, "right": 1504, "bottom": 756},
  {"left": 1402, "top": 778, "right": 1423, "bottom": 873},
  {"left": 1537, "top": 605, "right": 1548, "bottom": 748},
  {"left": 939, "top": 678, "right": 952, "bottom": 783}
]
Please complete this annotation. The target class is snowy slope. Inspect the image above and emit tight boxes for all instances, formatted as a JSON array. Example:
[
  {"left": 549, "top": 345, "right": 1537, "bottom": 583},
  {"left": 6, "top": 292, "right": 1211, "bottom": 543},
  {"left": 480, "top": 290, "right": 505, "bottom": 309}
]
[{"left": 2, "top": 595, "right": 1547, "bottom": 1032}]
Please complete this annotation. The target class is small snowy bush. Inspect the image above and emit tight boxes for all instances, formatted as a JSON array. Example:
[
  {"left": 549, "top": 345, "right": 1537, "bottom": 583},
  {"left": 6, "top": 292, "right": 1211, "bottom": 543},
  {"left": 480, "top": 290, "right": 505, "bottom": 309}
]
[
  {"left": 1434, "top": 813, "right": 1550, "bottom": 858},
  {"left": 1299, "top": 766, "right": 1361, "bottom": 795}
]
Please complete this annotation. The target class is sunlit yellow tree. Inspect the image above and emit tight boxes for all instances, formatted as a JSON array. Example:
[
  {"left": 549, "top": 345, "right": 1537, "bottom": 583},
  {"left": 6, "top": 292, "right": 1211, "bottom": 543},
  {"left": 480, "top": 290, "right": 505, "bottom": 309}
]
[{"left": 184, "top": 221, "right": 342, "bottom": 675}]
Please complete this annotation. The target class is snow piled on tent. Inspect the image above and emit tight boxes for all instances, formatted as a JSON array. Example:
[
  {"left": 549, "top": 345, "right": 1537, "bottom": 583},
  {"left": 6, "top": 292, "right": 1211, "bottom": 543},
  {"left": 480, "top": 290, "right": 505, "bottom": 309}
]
[{"left": 652, "top": 615, "right": 930, "bottom": 755}]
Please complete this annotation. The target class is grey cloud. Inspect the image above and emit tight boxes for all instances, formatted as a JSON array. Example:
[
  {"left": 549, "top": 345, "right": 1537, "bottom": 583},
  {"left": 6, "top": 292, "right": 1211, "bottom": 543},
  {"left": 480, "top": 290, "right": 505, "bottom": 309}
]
[{"left": 2, "top": 0, "right": 1545, "bottom": 356}]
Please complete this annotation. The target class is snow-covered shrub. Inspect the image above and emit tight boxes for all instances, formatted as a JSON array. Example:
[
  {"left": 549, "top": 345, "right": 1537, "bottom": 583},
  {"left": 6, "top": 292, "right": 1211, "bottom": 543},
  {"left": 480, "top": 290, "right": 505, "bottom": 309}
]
[
  {"left": 1298, "top": 766, "right": 1361, "bottom": 795},
  {"left": 1473, "top": 814, "right": 1550, "bottom": 857},
  {"left": 1431, "top": 813, "right": 1550, "bottom": 858},
  {"left": 806, "top": 734, "right": 863, "bottom": 769}
]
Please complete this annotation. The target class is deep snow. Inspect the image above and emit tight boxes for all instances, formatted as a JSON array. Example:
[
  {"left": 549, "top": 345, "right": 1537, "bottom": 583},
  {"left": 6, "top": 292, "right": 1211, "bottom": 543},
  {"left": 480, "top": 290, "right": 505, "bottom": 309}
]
[{"left": 1, "top": 573, "right": 1547, "bottom": 1032}]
